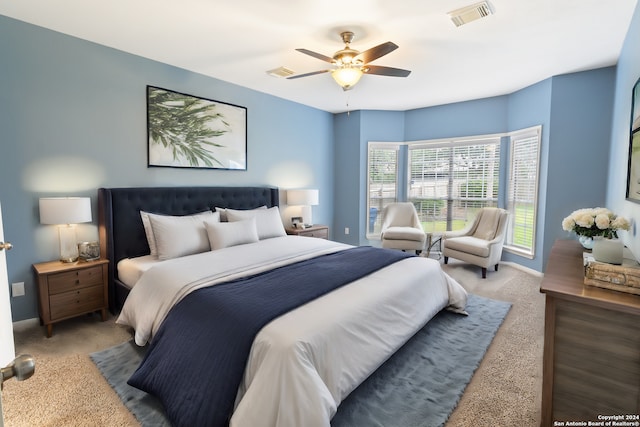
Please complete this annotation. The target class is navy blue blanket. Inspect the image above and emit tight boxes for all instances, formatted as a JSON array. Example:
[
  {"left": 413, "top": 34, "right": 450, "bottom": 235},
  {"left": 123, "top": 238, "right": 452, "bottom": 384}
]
[{"left": 128, "top": 246, "right": 412, "bottom": 427}]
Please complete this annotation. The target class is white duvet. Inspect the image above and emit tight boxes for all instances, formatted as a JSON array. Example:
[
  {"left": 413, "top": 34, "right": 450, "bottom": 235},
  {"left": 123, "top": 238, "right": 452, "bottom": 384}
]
[{"left": 117, "top": 236, "right": 468, "bottom": 427}]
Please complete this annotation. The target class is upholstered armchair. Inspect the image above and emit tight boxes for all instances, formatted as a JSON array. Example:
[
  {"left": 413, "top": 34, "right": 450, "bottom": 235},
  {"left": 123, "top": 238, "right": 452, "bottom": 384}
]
[
  {"left": 380, "top": 203, "right": 426, "bottom": 254},
  {"left": 442, "top": 207, "right": 509, "bottom": 278}
]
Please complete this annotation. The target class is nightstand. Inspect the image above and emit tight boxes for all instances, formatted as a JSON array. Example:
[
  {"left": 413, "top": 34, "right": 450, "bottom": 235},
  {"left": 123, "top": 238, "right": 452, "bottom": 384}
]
[
  {"left": 285, "top": 224, "right": 329, "bottom": 239},
  {"left": 33, "top": 259, "right": 109, "bottom": 337}
]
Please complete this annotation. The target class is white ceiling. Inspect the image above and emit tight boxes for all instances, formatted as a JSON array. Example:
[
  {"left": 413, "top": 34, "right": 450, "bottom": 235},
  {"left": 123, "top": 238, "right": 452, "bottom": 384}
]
[{"left": 2, "top": 0, "right": 637, "bottom": 113}]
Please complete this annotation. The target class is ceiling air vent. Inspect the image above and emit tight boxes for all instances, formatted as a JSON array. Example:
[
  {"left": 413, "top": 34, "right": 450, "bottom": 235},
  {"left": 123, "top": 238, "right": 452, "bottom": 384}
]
[
  {"left": 448, "top": 1, "right": 493, "bottom": 27},
  {"left": 267, "top": 67, "right": 295, "bottom": 78}
]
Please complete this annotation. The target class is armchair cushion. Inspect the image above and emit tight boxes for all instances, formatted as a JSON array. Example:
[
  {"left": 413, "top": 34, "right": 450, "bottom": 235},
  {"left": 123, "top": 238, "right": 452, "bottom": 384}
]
[
  {"left": 382, "top": 226, "right": 426, "bottom": 242},
  {"left": 443, "top": 236, "right": 492, "bottom": 258}
]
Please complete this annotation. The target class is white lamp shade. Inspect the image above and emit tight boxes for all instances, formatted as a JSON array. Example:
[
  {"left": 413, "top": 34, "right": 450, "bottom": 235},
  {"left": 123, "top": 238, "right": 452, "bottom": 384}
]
[
  {"left": 39, "top": 197, "right": 92, "bottom": 225},
  {"left": 287, "top": 189, "right": 319, "bottom": 206}
]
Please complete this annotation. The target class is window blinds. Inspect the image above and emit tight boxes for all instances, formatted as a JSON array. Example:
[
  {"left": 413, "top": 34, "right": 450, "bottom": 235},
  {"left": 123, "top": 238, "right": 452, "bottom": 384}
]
[
  {"left": 367, "top": 144, "right": 399, "bottom": 236},
  {"left": 408, "top": 140, "right": 500, "bottom": 231},
  {"left": 506, "top": 129, "right": 540, "bottom": 254}
]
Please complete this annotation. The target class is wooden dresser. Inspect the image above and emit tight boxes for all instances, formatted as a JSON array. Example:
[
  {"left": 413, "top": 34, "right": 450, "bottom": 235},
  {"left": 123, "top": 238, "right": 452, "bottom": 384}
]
[
  {"left": 33, "top": 259, "right": 109, "bottom": 337},
  {"left": 540, "top": 239, "right": 640, "bottom": 425}
]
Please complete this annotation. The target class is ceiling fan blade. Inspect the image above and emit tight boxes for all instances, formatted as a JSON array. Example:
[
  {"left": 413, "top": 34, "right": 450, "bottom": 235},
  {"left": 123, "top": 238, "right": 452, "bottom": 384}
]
[
  {"left": 287, "top": 69, "right": 331, "bottom": 79},
  {"left": 295, "top": 48, "right": 334, "bottom": 63},
  {"left": 355, "top": 41, "right": 398, "bottom": 64},
  {"left": 364, "top": 65, "right": 411, "bottom": 77}
]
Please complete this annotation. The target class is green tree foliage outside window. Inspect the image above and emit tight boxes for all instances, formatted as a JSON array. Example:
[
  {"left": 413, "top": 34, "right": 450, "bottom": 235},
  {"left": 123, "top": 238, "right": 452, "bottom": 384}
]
[{"left": 458, "top": 179, "right": 499, "bottom": 208}]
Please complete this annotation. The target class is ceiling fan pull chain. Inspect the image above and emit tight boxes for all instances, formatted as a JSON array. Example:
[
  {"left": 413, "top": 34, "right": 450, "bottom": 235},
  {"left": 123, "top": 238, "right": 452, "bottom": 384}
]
[{"left": 346, "top": 93, "right": 351, "bottom": 116}]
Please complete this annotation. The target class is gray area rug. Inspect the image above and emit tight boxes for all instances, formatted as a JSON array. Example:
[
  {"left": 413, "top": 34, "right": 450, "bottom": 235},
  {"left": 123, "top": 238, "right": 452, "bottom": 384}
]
[{"left": 91, "top": 293, "right": 510, "bottom": 427}]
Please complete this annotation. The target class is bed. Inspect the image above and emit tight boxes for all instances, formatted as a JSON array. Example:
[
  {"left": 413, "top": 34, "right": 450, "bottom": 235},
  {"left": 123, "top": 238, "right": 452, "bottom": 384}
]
[{"left": 98, "top": 186, "right": 468, "bottom": 427}]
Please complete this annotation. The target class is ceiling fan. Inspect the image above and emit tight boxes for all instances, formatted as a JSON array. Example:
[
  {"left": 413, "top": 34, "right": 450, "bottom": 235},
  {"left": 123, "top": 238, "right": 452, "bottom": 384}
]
[{"left": 288, "top": 31, "right": 411, "bottom": 91}]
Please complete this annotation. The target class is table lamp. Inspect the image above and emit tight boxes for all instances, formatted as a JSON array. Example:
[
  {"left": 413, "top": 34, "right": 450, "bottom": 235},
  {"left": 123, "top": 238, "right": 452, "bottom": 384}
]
[
  {"left": 287, "top": 189, "right": 319, "bottom": 226},
  {"left": 39, "top": 197, "right": 92, "bottom": 262}
]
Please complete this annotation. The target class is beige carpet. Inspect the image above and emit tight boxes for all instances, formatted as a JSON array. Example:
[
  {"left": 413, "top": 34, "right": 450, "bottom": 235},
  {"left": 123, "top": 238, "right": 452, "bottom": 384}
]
[{"left": 2, "top": 259, "right": 544, "bottom": 427}]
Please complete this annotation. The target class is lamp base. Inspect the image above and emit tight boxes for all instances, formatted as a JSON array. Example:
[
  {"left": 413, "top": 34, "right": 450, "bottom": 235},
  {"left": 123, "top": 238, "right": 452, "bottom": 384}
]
[
  {"left": 58, "top": 225, "right": 79, "bottom": 263},
  {"left": 301, "top": 205, "right": 313, "bottom": 227}
]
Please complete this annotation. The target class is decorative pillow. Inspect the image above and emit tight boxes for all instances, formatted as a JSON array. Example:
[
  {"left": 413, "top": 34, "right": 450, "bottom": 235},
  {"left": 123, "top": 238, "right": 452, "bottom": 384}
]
[
  {"left": 204, "top": 218, "right": 259, "bottom": 250},
  {"left": 226, "top": 206, "right": 286, "bottom": 240},
  {"left": 147, "top": 211, "right": 219, "bottom": 260},
  {"left": 215, "top": 205, "right": 266, "bottom": 222},
  {"left": 141, "top": 210, "right": 216, "bottom": 257}
]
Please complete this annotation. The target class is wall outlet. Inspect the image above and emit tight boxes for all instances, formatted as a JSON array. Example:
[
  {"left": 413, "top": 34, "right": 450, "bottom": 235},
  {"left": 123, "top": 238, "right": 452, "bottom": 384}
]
[
  {"left": 344, "top": 227, "right": 350, "bottom": 235},
  {"left": 12, "top": 282, "right": 25, "bottom": 297}
]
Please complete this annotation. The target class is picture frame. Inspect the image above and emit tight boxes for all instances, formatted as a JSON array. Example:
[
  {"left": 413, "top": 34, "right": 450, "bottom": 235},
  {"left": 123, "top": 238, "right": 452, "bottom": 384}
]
[
  {"left": 626, "top": 78, "right": 640, "bottom": 202},
  {"left": 291, "top": 216, "right": 303, "bottom": 228},
  {"left": 78, "top": 241, "right": 100, "bottom": 261},
  {"left": 147, "top": 86, "right": 247, "bottom": 170}
]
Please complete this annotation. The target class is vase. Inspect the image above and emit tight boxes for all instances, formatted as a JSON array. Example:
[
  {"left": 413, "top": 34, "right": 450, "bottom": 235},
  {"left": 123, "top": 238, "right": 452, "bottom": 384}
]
[
  {"left": 592, "top": 237, "right": 623, "bottom": 264},
  {"left": 578, "top": 235, "right": 594, "bottom": 250}
]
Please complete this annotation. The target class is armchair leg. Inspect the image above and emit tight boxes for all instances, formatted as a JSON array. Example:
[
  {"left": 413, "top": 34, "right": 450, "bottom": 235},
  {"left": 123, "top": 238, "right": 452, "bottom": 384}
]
[
  {"left": 416, "top": 250, "right": 422, "bottom": 255},
  {"left": 495, "top": 264, "right": 499, "bottom": 272},
  {"left": 481, "top": 267, "right": 487, "bottom": 279},
  {"left": 444, "top": 256, "right": 449, "bottom": 264}
]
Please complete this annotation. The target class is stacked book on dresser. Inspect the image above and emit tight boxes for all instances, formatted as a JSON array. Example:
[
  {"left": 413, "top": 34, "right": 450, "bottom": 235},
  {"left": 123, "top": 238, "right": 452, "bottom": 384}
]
[{"left": 583, "top": 247, "right": 640, "bottom": 295}]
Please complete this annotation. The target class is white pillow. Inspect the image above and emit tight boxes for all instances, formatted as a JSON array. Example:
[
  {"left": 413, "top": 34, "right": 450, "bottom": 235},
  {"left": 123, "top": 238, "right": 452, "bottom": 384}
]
[
  {"left": 148, "top": 211, "right": 219, "bottom": 260},
  {"left": 204, "top": 218, "right": 259, "bottom": 250},
  {"left": 141, "top": 210, "right": 215, "bottom": 257},
  {"left": 215, "top": 205, "right": 266, "bottom": 222},
  {"left": 226, "top": 206, "right": 286, "bottom": 240}
]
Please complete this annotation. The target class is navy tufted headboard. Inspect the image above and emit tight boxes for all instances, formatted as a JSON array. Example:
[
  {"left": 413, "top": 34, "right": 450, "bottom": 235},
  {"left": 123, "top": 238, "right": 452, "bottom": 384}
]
[{"left": 98, "top": 186, "right": 279, "bottom": 312}]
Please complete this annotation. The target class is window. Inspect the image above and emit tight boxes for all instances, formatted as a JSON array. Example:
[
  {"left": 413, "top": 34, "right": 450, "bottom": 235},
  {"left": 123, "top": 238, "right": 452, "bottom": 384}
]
[
  {"left": 367, "top": 143, "right": 399, "bottom": 236},
  {"left": 365, "top": 126, "right": 541, "bottom": 259},
  {"left": 408, "top": 138, "right": 500, "bottom": 233},
  {"left": 504, "top": 126, "right": 541, "bottom": 257}
]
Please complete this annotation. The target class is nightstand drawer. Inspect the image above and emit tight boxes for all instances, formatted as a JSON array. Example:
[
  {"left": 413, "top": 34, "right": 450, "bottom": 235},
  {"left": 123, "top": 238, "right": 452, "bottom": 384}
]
[
  {"left": 48, "top": 265, "right": 103, "bottom": 294},
  {"left": 300, "top": 228, "right": 328, "bottom": 239},
  {"left": 286, "top": 225, "right": 329, "bottom": 239},
  {"left": 49, "top": 285, "right": 104, "bottom": 320}
]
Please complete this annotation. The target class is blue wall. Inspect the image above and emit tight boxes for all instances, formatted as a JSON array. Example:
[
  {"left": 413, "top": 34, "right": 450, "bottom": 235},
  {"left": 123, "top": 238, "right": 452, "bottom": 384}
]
[
  {"left": 404, "top": 96, "right": 509, "bottom": 141},
  {"left": 543, "top": 68, "right": 616, "bottom": 263},
  {"left": 607, "top": 1, "right": 640, "bottom": 258},
  {"left": 1, "top": 16, "right": 334, "bottom": 321},
  {"left": 333, "top": 111, "right": 362, "bottom": 246}
]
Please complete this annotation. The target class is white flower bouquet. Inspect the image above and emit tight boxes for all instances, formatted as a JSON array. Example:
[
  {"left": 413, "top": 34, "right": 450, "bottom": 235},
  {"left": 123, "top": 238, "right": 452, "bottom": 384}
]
[{"left": 562, "top": 207, "right": 630, "bottom": 239}]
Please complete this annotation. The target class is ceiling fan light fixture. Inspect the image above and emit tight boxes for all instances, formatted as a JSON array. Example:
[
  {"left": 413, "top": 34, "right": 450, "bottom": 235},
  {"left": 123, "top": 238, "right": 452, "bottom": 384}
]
[
  {"left": 291, "top": 30, "right": 410, "bottom": 90},
  {"left": 331, "top": 67, "right": 363, "bottom": 91}
]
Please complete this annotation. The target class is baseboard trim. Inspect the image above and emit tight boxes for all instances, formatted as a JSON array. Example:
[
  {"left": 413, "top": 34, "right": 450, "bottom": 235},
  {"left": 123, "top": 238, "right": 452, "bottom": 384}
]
[
  {"left": 500, "top": 261, "right": 544, "bottom": 277},
  {"left": 12, "top": 317, "right": 40, "bottom": 332}
]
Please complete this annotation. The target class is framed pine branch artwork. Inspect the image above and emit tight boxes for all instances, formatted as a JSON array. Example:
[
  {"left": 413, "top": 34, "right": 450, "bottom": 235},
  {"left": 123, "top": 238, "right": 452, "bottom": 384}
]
[
  {"left": 147, "top": 86, "right": 247, "bottom": 170},
  {"left": 627, "top": 78, "right": 640, "bottom": 202}
]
